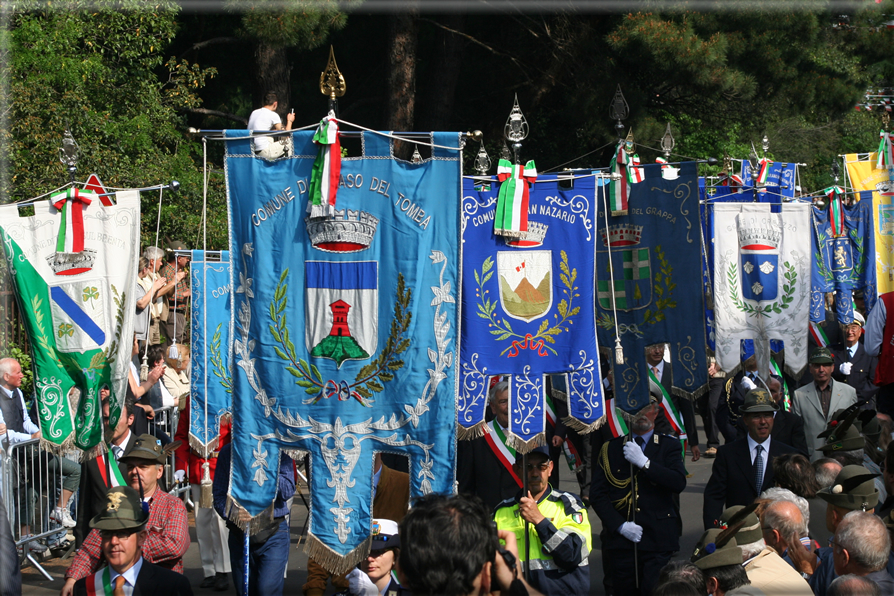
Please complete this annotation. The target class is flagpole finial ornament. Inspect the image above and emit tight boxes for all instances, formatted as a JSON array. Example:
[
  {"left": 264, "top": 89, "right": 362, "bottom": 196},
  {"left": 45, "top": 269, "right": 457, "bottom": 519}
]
[
  {"left": 59, "top": 128, "right": 80, "bottom": 182},
  {"left": 609, "top": 85, "right": 629, "bottom": 140},
  {"left": 504, "top": 94, "right": 528, "bottom": 164},
  {"left": 411, "top": 145, "right": 423, "bottom": 164},
  {"left": 661, "top": 123, "right": 675, "bottom": 159},
  {"left": 320, "top": 46, "right": 346, "bottom": 102},
  {"left": 169, "top": 180, "right": 181, "bottom": 193},
  {"left": 624, "top": 129, "right": 636, "bottom": 155},
  {"left": 761, "top": 134, "right": 769, "bottom": 156},
  {"left": 883, "top": 110, "right": 890, "bottom": 131},
  {"left": 474, "top": 140, "right": 492, "bottom": 176},
  {"left": 500, "top": 141, "right": 512, "bottom": 162},
  {"left": 468, "top": 130, "right": 483, "bottom": 143},
  {"left": 723, "top": 154, "right": 732, "bottom": 175},
  {"left": 831, "top": 160, "right": 841, "bottom": 184}
]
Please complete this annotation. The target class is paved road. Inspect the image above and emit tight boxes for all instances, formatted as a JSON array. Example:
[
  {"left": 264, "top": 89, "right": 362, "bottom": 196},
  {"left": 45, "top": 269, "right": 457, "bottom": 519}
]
[{"left": 22, "top": 426, "right": 831, "bottom": 595}]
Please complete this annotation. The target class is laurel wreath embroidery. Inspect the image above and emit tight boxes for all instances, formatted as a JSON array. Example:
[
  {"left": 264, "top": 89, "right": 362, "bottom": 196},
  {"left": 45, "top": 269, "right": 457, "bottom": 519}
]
[
  {"left": 269, "top": 269, "right": 411, "bottom": 406},
  {"left": 210, "top": 322, "right": 232, "bottom": 393},
  {"left": 849, "top": 228, "right": 865, "bottom": 277},
  {"left": 814, "top": 230, "right": 833, "bottom": 283},
  {"left": 727, "top": 261, "right": 796, "bottom": 317},
  {"left": 474, "top": 250, "right": 578, "bottom": 356}
]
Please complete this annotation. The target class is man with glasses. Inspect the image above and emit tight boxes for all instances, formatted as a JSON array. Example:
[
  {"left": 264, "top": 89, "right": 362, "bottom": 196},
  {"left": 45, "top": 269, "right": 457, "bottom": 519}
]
[
  {"left": 591, "top": 390, "right": 685, "bottom": 596},
  {"left": 62, "top": 434, "right": 190, "bottom": 596},
  {"left": 493, "top": 445, "right": 591, "bottom": 595},
  {"left": 72, "top": 486, "right": 192, "bottom": 595}
]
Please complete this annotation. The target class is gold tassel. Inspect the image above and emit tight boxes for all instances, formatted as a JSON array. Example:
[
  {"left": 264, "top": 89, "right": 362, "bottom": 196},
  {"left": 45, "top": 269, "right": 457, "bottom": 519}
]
[{"left": 199, "top": 460, "right": 213, "bottom": 508}]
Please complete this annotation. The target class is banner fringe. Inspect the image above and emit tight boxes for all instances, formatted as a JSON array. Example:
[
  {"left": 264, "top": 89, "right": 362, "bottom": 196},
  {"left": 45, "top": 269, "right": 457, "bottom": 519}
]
[
  {"left": 671, "top": 382, "right": 710, "bottom": 403},
  {"left": 188, "top": 432, "right": 220, "bottom": 457},
  {"left": 304, "top": 533, "right": 372, "bottom": 576},
  {"left": 224, "top": 494, "right": 275, "bottom": 535},
  {"left": 550, "top": 387, "right": 567, "bottom": 402},
  {"left": 40, "top": 436, "right": 76, "bottom": 456},
  {"left": 79, "top": 442, "right": 108, "bottom": 463},
  {"left": 456, "top": 421, "right": 487, "bottom": 441},
  {"left": 506, "top": 431, "right": 545, "bottom": 454},
  {"left": 561, "top": 415, "right": 606, "bottom": 434}
]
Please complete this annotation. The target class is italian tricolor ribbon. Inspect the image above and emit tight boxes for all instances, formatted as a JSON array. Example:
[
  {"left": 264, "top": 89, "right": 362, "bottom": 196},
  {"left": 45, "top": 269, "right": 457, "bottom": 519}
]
[
  {"left": 877, "top": 131, "right": 893, "bottom": 170},
  {"left": 719, "top": 173, "right": 744, "bottom": 190},
  {"left": 809, "top": 322, "right": 830, "bottom": 347},
  {"left": 494, "top": 158, "right": 537, "bottom": 237},
  {"left": 827, "top": 189, "right": 845, "bottom": 237},
  {"left": 483, "top": 420, "right": 523, "bottom": 487},
  {"left": 307, "top": 114, "right": 341, "bottom": 219},
  {"left": 51, "top": 187, "right": 95, "bottom": 254},
  {"left": 769, "top": 359, "right": 791, "bottom": 411},
  {"left": 86, "top": 566, "right": 116, "bottom": 596},
  {"left": 606, "top": 399, "right": 629, "bottom": 438},
  {"left": 544, "top": 394, "right": 584, "bottom": 473},
  {"left": 647, "top": 369, "right": 687, "bottom": 442},
  {"left": 756, "top": 158, "right": 772, "bottom": 185},
  {"left": 609, "top": 143, "right": 639, "bottom": 215}
]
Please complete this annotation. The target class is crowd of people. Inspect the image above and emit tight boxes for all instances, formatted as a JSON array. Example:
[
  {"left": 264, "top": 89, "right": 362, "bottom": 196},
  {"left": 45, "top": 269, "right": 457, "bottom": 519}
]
[{"left": 1, "top": 234, "right": 894, "bottom": 595}]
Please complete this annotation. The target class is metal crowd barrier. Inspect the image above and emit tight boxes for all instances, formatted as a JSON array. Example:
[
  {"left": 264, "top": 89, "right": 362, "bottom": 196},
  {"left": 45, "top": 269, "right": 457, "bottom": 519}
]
[
  {"left": 152, "top": 406, "right": 190, "bottom": 499},
  {"left": 0, "top": 436, "right": 78, "bottom": 579}
]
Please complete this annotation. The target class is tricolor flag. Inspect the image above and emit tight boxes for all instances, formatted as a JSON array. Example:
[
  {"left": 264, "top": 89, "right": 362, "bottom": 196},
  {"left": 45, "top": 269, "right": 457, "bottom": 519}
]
[
  {"left": 756, "top": 158, "right": 772, "bottom": 185},
  {"left": 809, "top": 321, "right": 830, "bottom": 348},
  {"left": 605, "top": 399, "right": 629, "bottom": 438},
  {"left": 308, "top": 114, "right": 341, "bottom": 219}
]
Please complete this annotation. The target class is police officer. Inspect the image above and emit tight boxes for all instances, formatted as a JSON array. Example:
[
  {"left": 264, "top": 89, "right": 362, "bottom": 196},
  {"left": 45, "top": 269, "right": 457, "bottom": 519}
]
[
  {"left": 72, "top": 486, "right": 192, "bottom": 595},
  {"left": 493, "top": 445, "right": 591, "bottom": 595}
]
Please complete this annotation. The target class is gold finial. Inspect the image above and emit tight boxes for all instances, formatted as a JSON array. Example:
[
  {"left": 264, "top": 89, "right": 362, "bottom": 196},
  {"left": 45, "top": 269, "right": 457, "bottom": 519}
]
[
  {"left": 624, "top": 129, "right": 636, "bottom": 154},
  {"left": 883, "top": 110, "right": 890, "bottom": 132},
  {"left": 320, "top": 46, "right": 346, "bottom": 100}
]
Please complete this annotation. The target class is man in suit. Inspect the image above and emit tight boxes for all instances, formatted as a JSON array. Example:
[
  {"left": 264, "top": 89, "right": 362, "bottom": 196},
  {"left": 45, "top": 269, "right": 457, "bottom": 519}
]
[
  {"left": 73, "top": 486, "right": 192, "bottom": 595},
  {"left": 645, "top": 343, "right": 701, "bottom": 461},
  {"left": 831, "top": 312, "right": 879, "bottom": 410},
  {"left": 792, "top": 348, "right": 858, "bottom": 460},
  {"left": 703, "top": 389, "right": 797, "bottom": 529},
  {"left": 591, "top": 391, "right": 687, "bottom": 596},
  {"left": 75, "top": 394, "right": 137, "bottom": 546},
  {"left": 736, "top": 375, "right": 808, "bottom": 456},
  {"left": 457, "top": 380, "right": 524, "bottom": 512}
]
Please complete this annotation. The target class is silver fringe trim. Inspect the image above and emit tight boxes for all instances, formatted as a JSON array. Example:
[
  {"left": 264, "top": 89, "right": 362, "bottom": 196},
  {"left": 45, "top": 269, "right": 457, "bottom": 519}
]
[
  {"left": 456, "top": 421, "right": 487, "bottom": 441},
  {"left": 224, "top": 494, "right": 275, "bottom": 535},
  {"left": 304, "top": 533, "right": 373, "bottom": 576},
  {"left": 561, "top": 414, "right": 607, "bottom": 434}
]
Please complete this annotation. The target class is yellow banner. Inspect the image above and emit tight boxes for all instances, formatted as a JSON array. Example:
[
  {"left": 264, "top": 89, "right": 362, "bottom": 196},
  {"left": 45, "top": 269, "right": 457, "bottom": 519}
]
[{"left": 845, "top": 153, "right": 894, "bottom": 294}]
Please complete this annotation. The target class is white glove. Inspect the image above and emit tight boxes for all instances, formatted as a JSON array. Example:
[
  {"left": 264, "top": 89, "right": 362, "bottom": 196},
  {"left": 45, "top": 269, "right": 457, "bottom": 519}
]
[
  {"left": 840, "top": 362, "right": 853, "bottom": 375},
  {"left": 174, "top": 470, "right": 186, "bottom": 484},
  {"left": 623, "top": 441, "right": 650, "bottom": 469},
  {"left": 741, "top": 376, "right": 757, "bottom": 391},
  {"left": 346, "top": 568, "right": 378, "bottom": 596},
  {"left": 619, "top": 521, "right": 643, "bottom": 543}
]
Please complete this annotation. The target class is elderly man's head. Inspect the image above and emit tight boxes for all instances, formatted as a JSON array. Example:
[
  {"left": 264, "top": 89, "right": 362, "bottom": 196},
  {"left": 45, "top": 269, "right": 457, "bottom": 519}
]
[
  {"left": 833, "top": 512, "right": 891, "bottom": 577},
  {"left": 488, "top": 380, "right": 509, "bottom": 429},
  {"left": 761, "top": 500, "right": 806, "bottom": 556},
  {"left": 0, "top": 358, "right": 23, "bottom": 390},
  {"left": 814, "top": 458, "right": 843, "bottom": 490}
]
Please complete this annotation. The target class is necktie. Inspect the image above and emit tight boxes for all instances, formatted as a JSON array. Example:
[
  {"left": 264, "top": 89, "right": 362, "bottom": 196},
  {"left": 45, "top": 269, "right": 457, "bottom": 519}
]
[
  {"left": 754, "top": 444, "right": 765, "bottom": 494},
  {"left": 113, "top": 575, "right": 126, "bottom": 596},
  {"left": 635, "top": 436, "right": 645, "bottom": 450},
  {"left": 651, "top": 366, "right": 659, "bottom": 378}
]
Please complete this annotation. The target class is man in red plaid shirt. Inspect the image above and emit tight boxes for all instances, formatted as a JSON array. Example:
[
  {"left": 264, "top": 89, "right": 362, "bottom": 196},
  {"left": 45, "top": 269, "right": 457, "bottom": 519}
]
[{"left": 60, "top": 434, "right": 189, "bottom": 596}]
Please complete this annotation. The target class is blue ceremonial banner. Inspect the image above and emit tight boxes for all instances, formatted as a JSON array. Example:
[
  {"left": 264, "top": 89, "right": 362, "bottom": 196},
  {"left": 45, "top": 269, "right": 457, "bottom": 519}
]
[
  {"left": 596, "top": 162, "right": 708, "bottom": 413},
  {"left": 460, "top": 172, "right": 603, "bottom": 448},
  {"left": 740, "top": 160, "right": 799, "bottom": 199},
  {"left": 810, "top": 195, "right": 877, "bottom": 324},
  {"left": 190, "top": 251, "right": 232, "bottom": 453},
  {"left": 224, "top": 130, "right": 461, "bottom": 572}
]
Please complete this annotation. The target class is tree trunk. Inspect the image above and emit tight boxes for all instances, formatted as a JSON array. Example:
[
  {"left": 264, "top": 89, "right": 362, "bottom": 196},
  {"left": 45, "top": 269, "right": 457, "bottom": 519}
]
[
  {"left": 386, "top": 11, "right": 418, "bottom": 160},
  {"left": 253, "top": 42, "right": 291, "bottom": 116},
  {"left": 417, "top": 14, "right": 466, "bottom": 132}
]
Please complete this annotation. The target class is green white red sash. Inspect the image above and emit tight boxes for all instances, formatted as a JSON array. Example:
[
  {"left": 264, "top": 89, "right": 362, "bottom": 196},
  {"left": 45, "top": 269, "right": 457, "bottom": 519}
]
[
  {"left": 483, "top": 420, "right": 523, "bottom": 487},
  {"left": 809, "top": 322, "right": 830, "bottom": 347},
  {"left": 606, "top": 399, "right": 629, "bottom": 438},
  {"left": 544, "top": 394, "right": 583, "bottom": 473},
  {"left": 878, "top": 131, "right": 893, "bottom": 170},
  {"left": 98, "top": 449, "right": 126, "bottom": 488},
  {"left": 494, "top": 158, "right": 537, "bottom": 237},
  {"left": 51, "top": 188, "right": 96, "bottom": 255},
  {"left": 307, "top": 114, "right": 341, "bottom": 219},
  {"left": 769, "top": 359, "right": 791, "bottom": 411},
  {"left": 86, "top": 566, "right": 116, "bottom": 596},
  {"left": 647, "top": 369, "right": 687, "bottom": 441}
]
